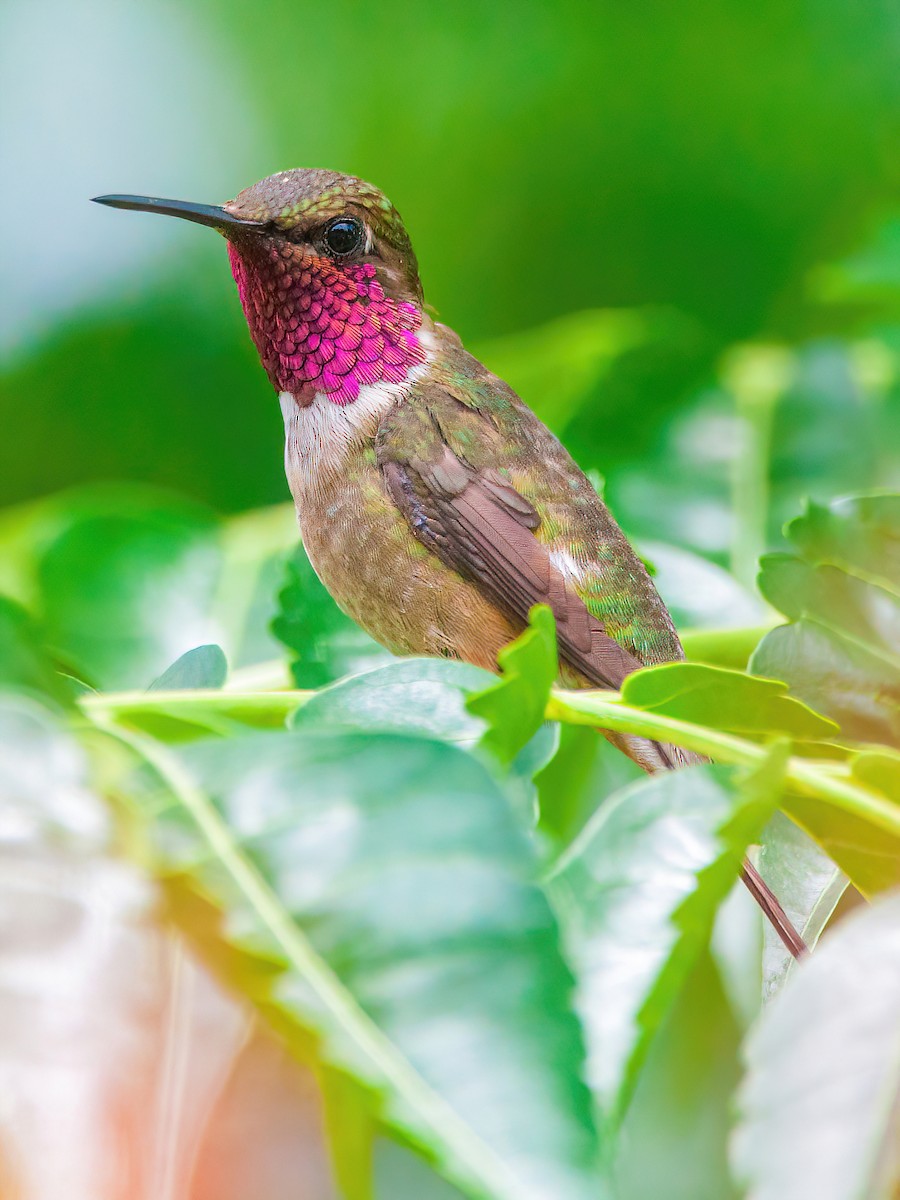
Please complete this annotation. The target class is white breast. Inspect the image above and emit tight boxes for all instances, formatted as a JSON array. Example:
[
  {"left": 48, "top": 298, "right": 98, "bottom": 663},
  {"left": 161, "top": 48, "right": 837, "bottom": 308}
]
[{"left": 279, "top": 332, "right": 436, "bottom": 504}]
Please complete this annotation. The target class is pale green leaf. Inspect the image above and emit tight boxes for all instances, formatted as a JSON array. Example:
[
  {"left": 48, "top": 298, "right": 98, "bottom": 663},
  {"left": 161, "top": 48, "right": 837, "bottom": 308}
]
[
  {"left": 757, "top": 812, "right": 847, "bottom": 999},
  {"left": 733, "top": 891, "right": 900, "bottom": 1200},
  {"left": 753, "top": 492, "right": 900, "bottom": 747},
  {"left": 292, "top": 658, "right": 491, "bottom": 744},
  {"left": 621, "top": 661, "right": 838, "bottom": 740},
  {"left": 122, "top": 727, "right": 608, "bottom": 1200},
  {"left": 149, "top": 643, "right": 228, "bottom": 691},
  {"left": 467, "top": 605, "right": 558, "bottom": 765},
  {"left": 547, "top": 746, "right": 787, "bottom": 1122}
]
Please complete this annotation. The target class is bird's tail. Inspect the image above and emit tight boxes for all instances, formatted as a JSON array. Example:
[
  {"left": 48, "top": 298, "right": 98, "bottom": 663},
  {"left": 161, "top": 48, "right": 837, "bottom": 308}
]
[
  {"left": 605, "top": 731, "right": 807, "bottom": 961},
  {"left": 740, "top": 859, "right": 807, "bottom": 959}
]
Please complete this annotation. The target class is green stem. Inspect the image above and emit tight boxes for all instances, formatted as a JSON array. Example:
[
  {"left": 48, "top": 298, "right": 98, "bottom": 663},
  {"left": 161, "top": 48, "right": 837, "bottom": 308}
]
[
  {"left": 81, "top": 682, "right": 900, "bottom": 840},
  {"left": 224, "top": 658, "right": 295, "bottom": 692},
  {"left": 724, "top": 345, "right": 791, "bottom": 589},
  {"left": 80, "top": 688, "right": 313, "bottom": 718},
  {"left": 547, "top": 691, "right": 900, "bottom": 838}
]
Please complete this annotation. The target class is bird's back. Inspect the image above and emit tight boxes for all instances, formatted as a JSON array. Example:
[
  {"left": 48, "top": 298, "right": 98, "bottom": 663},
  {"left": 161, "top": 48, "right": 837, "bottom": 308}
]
[{"left": 408, "top": 335, "right": 685, "bottom": 672}]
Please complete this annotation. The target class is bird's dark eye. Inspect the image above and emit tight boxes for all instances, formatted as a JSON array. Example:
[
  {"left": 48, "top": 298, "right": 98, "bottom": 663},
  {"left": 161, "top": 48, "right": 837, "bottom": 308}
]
[{"left": 323, "top": 216, "right": 364, "bottom": 257}]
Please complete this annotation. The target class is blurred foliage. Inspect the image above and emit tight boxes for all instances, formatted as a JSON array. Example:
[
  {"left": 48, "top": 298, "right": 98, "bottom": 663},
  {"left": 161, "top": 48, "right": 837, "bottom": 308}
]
[
  {"left": 753, "top": 494, "right": 900, "bottom": 745},
  {"left": 3, "top": 0, "right": 900, "bottom": 523},
  {"left": 3, "top": 481, "right": 898, "bottom": 1199},
  {"left": 733, "top": 892, "right": 900, "bottom": 1200},
  {"left": 3, "top": 1, "right": 900, "bottom": 1196}
]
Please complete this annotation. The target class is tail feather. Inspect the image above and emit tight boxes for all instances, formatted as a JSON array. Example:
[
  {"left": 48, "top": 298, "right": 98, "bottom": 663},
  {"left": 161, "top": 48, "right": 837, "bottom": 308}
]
[
  {"left": 603, "top": 731, "right": 703, "bottom": 773},
  {"left": 741, "top": 859, "right": 807, "bottom": 960}
]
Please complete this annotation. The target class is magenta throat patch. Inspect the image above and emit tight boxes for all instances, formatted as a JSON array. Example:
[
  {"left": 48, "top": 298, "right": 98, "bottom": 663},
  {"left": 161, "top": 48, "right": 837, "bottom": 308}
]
[{"left": 228, "top": 240, "right": 426, "bottom": 405}]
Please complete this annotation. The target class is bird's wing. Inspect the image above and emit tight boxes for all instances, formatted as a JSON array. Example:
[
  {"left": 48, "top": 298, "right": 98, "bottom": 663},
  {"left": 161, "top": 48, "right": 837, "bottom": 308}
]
[{"left": 376, "top": 386, "right": 643, "bottom": 691}]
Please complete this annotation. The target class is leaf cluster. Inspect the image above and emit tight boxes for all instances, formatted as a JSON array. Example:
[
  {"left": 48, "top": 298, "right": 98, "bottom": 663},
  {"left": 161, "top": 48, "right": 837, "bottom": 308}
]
[{"left": 0, "top": 478, "right": 897, "bottom": 1199}]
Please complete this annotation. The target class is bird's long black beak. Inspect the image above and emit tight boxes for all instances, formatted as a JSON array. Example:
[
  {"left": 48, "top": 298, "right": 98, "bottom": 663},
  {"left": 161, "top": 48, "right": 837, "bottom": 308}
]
[{"left": 91, "top": 194, "right": 267, "bottom": 233}]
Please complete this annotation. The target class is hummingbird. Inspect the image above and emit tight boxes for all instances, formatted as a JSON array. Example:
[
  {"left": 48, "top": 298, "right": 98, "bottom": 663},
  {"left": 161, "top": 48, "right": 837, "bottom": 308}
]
[{"left": 93, "top": 170, "right": 804, "bottom": 957}]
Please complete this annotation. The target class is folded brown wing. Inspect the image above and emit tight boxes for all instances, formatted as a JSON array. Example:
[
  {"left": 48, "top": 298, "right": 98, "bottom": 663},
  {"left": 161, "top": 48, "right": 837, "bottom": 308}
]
[{"left": 379, "top": 433, "right": 643, "bottom": 693}]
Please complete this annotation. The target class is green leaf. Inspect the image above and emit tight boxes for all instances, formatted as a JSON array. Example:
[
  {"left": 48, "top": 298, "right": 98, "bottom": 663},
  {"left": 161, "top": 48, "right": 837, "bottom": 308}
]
[
  {"left": 272, "top": 542, "right": 389, "bottom": 687},
  {"left": 0, "top": 486, "right": 222, "bottom": 690},
  {"left": 547, "top": 745, "right": 787, "bottom": 1123},
  {"left": 621, "top": 661, "right": 838, "bottom": 740},
  {"left": 545, "top": 684, "right": 900, "bottom": 911},
  {"left": 757, "top": 813, "right": 847, "bottom": 999},
  {"left": 535, "top": 724, "right": 643, "bottom": 846},
  {"left": 0, "top": 486, "right": 298, "bottom": 694},
  {"left": 614, "top": 950, "right": 743, "bottom": 1200},
  {"left": 292, "top": 658, "right": 492, "bottom": 743},
  {"left": 758, "top": 555, "right": 899, "bottom": 640},
  {"left": 0, "top": 594, "right": 73, "bottom": 707},
  {"left": 81, "top": 688, "right": 309, "bottom": 743},
  {"left": 149, "top": 644, "right": 228, "bottom": 691},
  {"left": 852, "top": 748, "right": 900, "bottom": 798},
  {"left": 813, "top": 216, "right": 900, "bottom": 306},
  {"left": 320, "top": 1068, "right": 376, "bottom": 1200},
  {"left": 503, "top": 722, "right": 562, "bottom": 830},
  {"left": 293, "top": 657, "right": 560, "bottom": 828},
  {"left": 467, "top": 606, "right": 558, "bottom": 765},
  {"left": 732, "top": 890, "right": 900, "bottom": 1200},
  {"left": 38, "top": 496, "right": 221, "bottom": 691},
  {"left": 215, "top": 502, "right": 301, "bottom": 671},
  {"left": 708, "top": 876, "right": 765, "bottom": 1032},
  {"left": 782, "top": 789, "right": 900, "bottom": 897},
  {"left": 752, "top": 492, "right": 900, "bottom": 747},
  {"left": 375, "top": 1139, "right": 467, "bottom": 1198},
  {"left": 120, "top": 727, "right": 607, "bottom": 1200},
  {"left": 786, "top": 493, "right": 900, "bottom": 584},
  {"left": 681, "top": 625, "right": 775, "bottom": 671},
  {"left": 753, "top": 620, "right": 900, "bottom": 747}
]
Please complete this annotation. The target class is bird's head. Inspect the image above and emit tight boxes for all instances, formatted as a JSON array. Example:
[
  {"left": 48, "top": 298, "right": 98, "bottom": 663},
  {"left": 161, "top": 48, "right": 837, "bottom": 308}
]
[{"left": 94, "top": 169, "right": 429, "bottom": 405}]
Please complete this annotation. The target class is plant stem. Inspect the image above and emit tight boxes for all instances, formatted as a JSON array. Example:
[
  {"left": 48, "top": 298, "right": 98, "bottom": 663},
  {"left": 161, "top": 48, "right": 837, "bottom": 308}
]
[
  {"left": 80, "top": 688, "right": 313, "bottom": 718},
  {"left": 547, "top": 690, "right": 900, "bottom": 838},
  {"left": 224, "top": 658, "right": 295, "bottom": 692},
  {"left": 723, "top": 345, "right": 792, "bottom": 589},
  {"left": 82, "top": 682, "right": 900, "bottom": 839}
]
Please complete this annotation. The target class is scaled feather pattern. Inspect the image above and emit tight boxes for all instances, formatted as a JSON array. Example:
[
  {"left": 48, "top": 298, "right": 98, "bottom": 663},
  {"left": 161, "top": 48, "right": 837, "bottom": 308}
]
[{"left": 228, "top": 243, "right": 425, "bottom": 405}]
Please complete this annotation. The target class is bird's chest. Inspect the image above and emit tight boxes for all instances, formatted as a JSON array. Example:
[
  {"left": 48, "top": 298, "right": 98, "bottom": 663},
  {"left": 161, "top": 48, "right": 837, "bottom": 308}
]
[
  {"left": 280, "top": 389, "right": 424, "bottom": 635},
  {"left": 280, "top": 386, "right": 394, "bottom": 559},
  {"left": 280, "top": 388, "right": 386, "bottom": 497},
  {"left": 277, "top": 388, "right": 518, "bottom": 663}
]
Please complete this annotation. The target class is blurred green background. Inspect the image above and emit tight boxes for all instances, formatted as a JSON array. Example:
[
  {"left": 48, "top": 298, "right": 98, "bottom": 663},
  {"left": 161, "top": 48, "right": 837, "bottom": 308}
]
[{"left": 2, "top": 0, "right": 899, "bottom": 560}]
